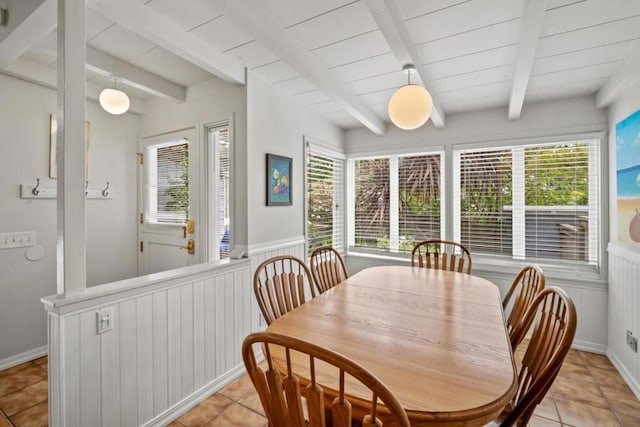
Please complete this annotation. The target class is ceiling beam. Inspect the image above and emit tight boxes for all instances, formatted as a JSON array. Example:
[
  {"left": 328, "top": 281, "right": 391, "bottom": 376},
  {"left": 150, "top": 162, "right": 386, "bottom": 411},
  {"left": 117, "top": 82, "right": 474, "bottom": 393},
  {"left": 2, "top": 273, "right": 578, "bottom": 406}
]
[
  {"left": 508, "top": 0, "right": 549, "bottom": 120},
  {"left": 596, "top": 41, "right": 640, "bottom": 108},
  {"left": 213, "top": 0, "right": 386, "bottom": 135},
  {"left": 0, "top": 0, "right": 56, "bottom": 69},
  {"left": 2, "top": 58, "right": 147, "bottom": 114},
  {"left": 88, "top": 0, "right": 245, "bottom": 85},
  {"left": 363, "top": 0, "right": 445, "bottom": 128},
  {"left": 86, "top": 46, "right": 185, "bottom": 102}
]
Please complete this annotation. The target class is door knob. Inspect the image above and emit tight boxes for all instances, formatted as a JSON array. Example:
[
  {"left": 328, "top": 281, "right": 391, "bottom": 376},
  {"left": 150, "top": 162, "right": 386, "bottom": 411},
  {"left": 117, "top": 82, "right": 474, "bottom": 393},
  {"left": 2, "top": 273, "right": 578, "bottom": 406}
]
[{"left": 180, "top": 239, "right": 195, "bottom": 255}]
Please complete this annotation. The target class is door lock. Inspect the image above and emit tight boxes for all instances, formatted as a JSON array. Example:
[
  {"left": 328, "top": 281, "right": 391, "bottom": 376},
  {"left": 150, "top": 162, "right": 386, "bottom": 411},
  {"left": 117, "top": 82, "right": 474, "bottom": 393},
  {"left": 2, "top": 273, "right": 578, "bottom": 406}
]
[{"left": 180, "top": 239, "right": 195, "bottom": 255}]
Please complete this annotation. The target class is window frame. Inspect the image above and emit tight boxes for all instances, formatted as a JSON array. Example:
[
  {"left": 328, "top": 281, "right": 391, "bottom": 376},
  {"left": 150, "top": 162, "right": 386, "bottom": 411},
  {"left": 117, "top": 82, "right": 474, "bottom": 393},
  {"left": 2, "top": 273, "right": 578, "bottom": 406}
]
[
  {"left": 304, "top": 137, "right": 346, "bottom": 257},
  {"left": 347, "top": 150, "right": 445, "bottom": 258}
]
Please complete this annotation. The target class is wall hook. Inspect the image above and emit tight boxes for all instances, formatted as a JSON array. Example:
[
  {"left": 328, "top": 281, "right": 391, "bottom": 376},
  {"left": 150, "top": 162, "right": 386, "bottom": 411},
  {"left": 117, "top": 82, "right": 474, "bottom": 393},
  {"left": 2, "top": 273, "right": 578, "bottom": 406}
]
[
  {"left": 85, "top": 180, "right": 88, "bottom": 196},
  {"left": 32, "top": 178, "right": 40, "bottom": 196},
  {"left": 102, "top": 181, "right": 110, "bottom": 197}
]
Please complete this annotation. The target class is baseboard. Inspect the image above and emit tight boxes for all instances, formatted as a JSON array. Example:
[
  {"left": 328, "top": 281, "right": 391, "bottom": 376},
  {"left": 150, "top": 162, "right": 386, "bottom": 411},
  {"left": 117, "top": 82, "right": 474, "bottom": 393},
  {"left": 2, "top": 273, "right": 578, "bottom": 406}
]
[
  {"left": 572, "top": 340, "right": 607, "bottom": 354},
  {"left": 143, "top": 364, "right": 247, "bottom": 427},
  {"left": 0, "top": 346, "right": 47, "bottom": 372},
  {"left": 607, "top": 348, "right": 640, "bottom": 400}
]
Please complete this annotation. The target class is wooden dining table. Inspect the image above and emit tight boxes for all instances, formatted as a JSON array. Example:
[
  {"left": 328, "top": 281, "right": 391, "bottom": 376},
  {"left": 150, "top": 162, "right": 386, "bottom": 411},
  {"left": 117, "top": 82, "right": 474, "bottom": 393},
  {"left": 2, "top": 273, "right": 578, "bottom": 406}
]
[{"left": 266, "top": 265, "right": 518, "bottom": 426}]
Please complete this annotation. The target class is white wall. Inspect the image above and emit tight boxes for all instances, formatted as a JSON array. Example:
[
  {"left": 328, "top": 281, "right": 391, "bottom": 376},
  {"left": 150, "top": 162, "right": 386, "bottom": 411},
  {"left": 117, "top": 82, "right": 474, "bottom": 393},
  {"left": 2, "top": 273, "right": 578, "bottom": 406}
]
[
  {"left": 344, "top": 96, "right": 610, "bottom": 352},
  {"left": 0, "top": 74, "right": 139, "bottom": 362},
  {"left": 606, "top": 79, "right": 640, "bottom": 398},
  {"left": 246, "top": 71, "right": 342, "bottom": 247}
]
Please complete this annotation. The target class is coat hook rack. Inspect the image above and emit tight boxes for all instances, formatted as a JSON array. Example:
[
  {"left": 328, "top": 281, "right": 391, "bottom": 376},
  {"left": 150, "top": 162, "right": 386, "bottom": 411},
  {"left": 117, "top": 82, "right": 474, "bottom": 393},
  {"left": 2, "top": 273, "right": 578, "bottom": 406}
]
[
  {"left": 20, "top": 179, "right": 113, "bottom": 199},
  {"left": 101, "top": 181, "right": 110, "bottom": 197},
  {"left": 31, "top": 178, "right": 40, "bottom": 196}
]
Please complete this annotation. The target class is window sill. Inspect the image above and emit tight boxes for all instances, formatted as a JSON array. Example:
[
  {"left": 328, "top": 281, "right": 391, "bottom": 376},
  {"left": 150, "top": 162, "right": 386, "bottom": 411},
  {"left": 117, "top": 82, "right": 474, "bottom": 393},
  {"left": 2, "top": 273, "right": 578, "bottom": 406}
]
[{"left": 345, "top": 251, "right": 606, "bottom": 289}]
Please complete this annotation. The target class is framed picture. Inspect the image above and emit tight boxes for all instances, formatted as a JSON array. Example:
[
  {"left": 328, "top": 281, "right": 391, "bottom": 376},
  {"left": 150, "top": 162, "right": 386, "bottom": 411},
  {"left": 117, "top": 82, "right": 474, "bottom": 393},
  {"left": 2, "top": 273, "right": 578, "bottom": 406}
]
[
  {"left": 616, "top": 109, "right": 640, "bottom": 246},
  {"left": 266, "top": 153, "right": 292, "bottom": 206},
  {"left": 49, "top": 113, "right": 91, "bottom": 179}
]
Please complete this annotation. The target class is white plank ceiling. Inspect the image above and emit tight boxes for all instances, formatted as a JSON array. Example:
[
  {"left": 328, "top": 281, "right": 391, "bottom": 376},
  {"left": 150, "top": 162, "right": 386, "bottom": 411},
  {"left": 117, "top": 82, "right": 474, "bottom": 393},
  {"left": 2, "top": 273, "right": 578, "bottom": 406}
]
[{"left": 7, "top": 0, "right": 640, "bottom": 129}]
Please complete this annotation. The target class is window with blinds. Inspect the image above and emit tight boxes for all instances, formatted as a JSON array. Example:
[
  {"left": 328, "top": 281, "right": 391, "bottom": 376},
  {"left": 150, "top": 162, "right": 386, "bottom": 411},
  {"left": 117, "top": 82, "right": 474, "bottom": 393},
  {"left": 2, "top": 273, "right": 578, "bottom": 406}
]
[
  {"left": 453, "top": 139, "right": 599, "bottom": 266},
  {"left": 145, "top": 140, "right": 189, "bottom": 224},
  {"left": 306, "top": 145, "right": 345, "bottom": 255},
  {"left": 349, "top": 153, "right": 443, "bottom": 255},
  {"left": 353, "top": 158, "right": 390, "bottom": 251},
  {"left": 398, "top": 154, "right": 442, "bottom": 252},
  {"left": 212, "top": 125, "right": 230, "bottom": 260}
]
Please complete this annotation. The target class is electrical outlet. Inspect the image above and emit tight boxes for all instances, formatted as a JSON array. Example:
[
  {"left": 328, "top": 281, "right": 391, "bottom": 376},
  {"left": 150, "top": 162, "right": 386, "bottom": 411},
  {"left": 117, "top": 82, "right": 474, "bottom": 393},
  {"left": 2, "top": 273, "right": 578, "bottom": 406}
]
[
  {"left": 627, "top": 330, "right": 638, "bottom": 353},
  {"left": 96, "top": 307, "right": 114, "bottom": 335}
]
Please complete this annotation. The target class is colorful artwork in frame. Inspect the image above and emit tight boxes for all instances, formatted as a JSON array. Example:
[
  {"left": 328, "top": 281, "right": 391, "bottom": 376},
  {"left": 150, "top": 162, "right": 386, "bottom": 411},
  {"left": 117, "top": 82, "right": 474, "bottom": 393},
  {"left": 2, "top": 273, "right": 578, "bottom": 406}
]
[
  {"left": 266, "top": 153, "right": 292, "bottom": 206},
  {"left": 616, "top": 109, "right": 640, "bottom": 246}
]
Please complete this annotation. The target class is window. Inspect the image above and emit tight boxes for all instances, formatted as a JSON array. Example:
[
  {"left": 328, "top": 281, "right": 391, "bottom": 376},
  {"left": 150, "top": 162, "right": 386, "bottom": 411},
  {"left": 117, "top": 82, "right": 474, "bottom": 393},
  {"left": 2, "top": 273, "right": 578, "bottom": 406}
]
[
  {"left": 306, "top": 143, "right": 345, "bottom": 255},
  {"left": 454, "top": 139, "right": 599, "bottom": 266},
  {"left": 348, "top": 153, "right": 443, "bottom": 255},
  {"left": 208, "top": 124, "right": 231, "bottom": 260},
  {"left": 145, "top": 139, "right": 189, "bottom": 224}
]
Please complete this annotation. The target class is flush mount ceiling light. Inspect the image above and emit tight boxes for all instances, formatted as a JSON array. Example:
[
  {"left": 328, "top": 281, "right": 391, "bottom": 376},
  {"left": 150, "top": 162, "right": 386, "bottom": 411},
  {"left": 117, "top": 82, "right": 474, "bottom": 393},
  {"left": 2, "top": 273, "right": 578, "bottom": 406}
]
[
  {"left": 99, "top": 79, "right": 130, "bottom": 115},
  {"left": 388, "top": 64, "right": 433, "bottom": 130}
]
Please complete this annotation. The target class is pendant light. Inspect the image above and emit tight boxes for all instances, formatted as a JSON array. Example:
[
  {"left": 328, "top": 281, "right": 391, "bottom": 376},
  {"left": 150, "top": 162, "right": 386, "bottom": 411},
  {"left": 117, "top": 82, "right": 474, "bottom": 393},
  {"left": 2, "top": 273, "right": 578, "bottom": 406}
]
[
  {"left": 99, "top": 79, "right": 130, "bottom": 115},
  {"left": 388, "top": 64, "right": 432, "bottom": 130}
]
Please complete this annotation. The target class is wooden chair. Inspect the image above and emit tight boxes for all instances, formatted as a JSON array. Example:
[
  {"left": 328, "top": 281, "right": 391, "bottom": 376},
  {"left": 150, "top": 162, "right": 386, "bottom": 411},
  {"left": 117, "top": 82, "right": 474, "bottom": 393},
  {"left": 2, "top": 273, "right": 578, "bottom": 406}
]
[
  {"left": 253, "top": 256, "right": 317, "bottom": 325},
  {"left": 495, "top": 287, "right": 577, "bottom": 426},
  {"left": 310, "top": 246, "right": 349, "bottom": 293},
  {"left": 411, "top": 240, "right": 472, "bottom": 274},
  {"left": 242, "top": 331, "right": 411, "bottom": 427},
  {"left": 502, "top": 265, "right": 546, "bottom": 345}
]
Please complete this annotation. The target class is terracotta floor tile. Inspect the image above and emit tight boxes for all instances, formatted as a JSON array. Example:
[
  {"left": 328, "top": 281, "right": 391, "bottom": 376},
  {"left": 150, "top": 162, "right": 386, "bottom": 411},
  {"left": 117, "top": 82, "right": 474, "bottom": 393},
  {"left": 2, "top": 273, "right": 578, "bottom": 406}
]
[
  {"left": 177, "top": 394, "right": 233, "bottom": 426},
  {"left": 555, "top": 398, "right": 619, "bottom": 427},
  {"left": 580, "top": 352, "right": 615, "bottom": 370},
  {"left": 217, "top": 374, "right": 256, "bottom": 401},
  {"left": 10, "top": 401, "right": 48, "bottom": 427},
  {"left": 237, "top": 390, "right": 265, "bottom": 416},
  {"left": 527, "top": 415, "right": 562, "bottom": 426},
  {"left": 550, "top": 375, "right": 608, "bottom": 408},
  {"left": 616, "top": 411, "right": 640, "bottom": 427},
  {"left": 533, "top": 397, "right": 559, "bottom": 421},
  {"left": 0, "top": 380, "right": 48, "bottom": 416},
  {"left": 0, "top": 362, "right": 39, "bottom": 380},
  {"left": 0, "top": 368, "right": 47, "bottom": 398},
  {"left": 205, "top": 403, "right": 266, "bottom": 427},
  {"left": 167, "top": 421, "right": 185, "bottom": 426},
  {"left": 591, "top": 366, "right": 631, "bottom": 391},
  {"left": 600, "top": 386, "right": 640, "bottom": 418},
  {"left": 563, "top": 349, "right": 586, "bottom": 367},
  {"left": 558, "top": 362, "right": 595, "bottom": 384}
]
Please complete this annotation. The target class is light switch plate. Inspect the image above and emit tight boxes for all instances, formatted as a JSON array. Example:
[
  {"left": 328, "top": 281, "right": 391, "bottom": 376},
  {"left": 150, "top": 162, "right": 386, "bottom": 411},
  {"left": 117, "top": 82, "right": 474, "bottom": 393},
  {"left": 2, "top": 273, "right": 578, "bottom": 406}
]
[
  {"left": 0, "top": 231, "right": 36, "bottom": 249},
  {"left": 96, "top": 307, "right": 114, "bottom": 334}
]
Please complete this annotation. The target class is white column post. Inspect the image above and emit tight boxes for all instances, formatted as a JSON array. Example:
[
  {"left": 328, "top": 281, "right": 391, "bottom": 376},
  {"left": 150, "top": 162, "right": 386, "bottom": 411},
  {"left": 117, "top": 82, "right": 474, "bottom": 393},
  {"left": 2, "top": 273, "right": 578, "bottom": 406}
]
[{"left": 56, "top": 0, "right": 87, "bottom": 296}]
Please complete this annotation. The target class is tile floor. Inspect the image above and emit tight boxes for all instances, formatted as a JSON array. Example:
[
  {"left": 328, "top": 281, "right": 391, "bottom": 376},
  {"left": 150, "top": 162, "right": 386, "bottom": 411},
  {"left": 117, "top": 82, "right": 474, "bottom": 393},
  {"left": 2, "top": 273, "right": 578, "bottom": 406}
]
[{"left": 1, "top": 345, "right": 639, "bottom": 426}]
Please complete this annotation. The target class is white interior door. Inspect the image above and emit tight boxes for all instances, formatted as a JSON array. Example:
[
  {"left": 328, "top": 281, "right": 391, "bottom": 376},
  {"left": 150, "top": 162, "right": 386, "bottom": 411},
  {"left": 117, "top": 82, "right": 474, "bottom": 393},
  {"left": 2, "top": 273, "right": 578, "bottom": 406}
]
[{"left": 138, "top": 129, "right": 199, "bottom": 275}]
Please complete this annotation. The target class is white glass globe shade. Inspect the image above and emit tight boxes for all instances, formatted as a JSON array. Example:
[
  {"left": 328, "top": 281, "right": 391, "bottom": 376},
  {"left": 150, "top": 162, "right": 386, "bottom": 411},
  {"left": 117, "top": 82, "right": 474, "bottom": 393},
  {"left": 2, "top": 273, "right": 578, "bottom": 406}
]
[
  {"left": 99, "top": 88, "right": 130, "bottom": 115},
  {"left": 388, "top": 84, "right": 433, "bottom": 130}
]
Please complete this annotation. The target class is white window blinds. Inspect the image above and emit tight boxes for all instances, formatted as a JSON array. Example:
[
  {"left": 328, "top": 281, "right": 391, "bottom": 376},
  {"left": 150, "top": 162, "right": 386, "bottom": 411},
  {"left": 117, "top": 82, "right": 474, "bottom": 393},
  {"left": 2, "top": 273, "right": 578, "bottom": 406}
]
[
  {"left": 213, "top": 125, "right": 230, "bottom": 260},
  {"left": 454, "top": 148, "right": 513, "bottom": 256},
  {"left": 306, "top": 144, "right": 345, "bottom": 255},
  {"left": 398, "top": 154, "right": 442, "bottom": 252},
  {"left": 453, "top": 139, "right": 599, "bottom": 266},
  {"left": 349, "top": 153, "right": 443, "bottom": 255},
  {"left": 145, "top": 140, "right": 189, "bottom": 224},
  {"left": 353, "top": 158, "right": 390, "bottom": 252}
]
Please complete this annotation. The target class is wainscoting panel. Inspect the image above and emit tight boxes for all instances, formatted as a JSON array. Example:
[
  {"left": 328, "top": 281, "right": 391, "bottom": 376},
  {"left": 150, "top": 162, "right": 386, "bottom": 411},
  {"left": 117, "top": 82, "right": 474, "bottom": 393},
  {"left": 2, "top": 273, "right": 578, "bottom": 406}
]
[
  {"left": 43, "top": 260, "right": 253, "bottom": 427},
  {"left": 607, "top": 242, "right": 640, "bottom": 398}
]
